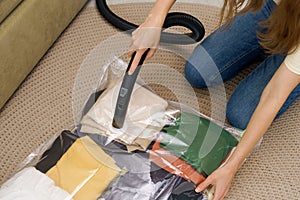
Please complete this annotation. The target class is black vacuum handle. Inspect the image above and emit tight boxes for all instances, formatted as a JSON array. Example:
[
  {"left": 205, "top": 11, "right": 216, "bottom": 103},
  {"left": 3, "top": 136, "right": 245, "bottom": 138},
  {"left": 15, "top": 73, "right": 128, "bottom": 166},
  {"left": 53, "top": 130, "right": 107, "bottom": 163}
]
[{"left": 112, "top": 49, "right": 150, "bottom": 129}]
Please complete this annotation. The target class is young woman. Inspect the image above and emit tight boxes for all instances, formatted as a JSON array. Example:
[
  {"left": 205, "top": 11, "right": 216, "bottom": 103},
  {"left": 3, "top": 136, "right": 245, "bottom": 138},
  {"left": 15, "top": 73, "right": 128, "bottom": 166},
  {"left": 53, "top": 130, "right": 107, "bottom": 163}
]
[{"left": 129, "top": 0, "right": 300, "bottom": 199}]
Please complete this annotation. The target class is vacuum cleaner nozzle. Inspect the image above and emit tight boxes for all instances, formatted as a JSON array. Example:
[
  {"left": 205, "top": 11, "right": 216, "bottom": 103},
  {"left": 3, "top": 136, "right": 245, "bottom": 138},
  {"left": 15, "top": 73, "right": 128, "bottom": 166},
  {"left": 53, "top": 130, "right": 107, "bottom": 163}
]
[{"left": 112, "top": 49, "right": 150, "bottom": 129}]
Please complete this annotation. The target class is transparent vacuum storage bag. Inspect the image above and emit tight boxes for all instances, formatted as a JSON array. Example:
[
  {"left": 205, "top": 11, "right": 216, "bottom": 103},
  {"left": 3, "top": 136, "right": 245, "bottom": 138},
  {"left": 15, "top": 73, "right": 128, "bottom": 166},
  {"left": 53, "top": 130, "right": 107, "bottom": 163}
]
[{"left": 0, "top": 56, "right": 253, "bottom": 200}]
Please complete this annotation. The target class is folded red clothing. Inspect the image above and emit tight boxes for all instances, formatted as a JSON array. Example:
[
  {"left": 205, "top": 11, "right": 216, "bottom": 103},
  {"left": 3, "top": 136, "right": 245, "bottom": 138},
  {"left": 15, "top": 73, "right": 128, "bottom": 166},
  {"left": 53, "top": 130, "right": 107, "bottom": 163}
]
[{"left": 150, "top": 136, "right": 206, "bottom": 185}]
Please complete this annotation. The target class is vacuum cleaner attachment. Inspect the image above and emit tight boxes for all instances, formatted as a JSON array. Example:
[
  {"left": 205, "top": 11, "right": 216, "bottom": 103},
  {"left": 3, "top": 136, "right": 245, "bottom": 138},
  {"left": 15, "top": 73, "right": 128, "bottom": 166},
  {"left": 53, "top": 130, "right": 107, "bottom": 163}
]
[{"left": 112, "top": 49, "right": 150, "bottom": 129}]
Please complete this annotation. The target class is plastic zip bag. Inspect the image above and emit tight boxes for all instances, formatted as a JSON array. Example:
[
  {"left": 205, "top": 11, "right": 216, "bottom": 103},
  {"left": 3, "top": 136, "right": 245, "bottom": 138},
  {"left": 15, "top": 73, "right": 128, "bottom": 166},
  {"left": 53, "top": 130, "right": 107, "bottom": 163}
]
[{"left": 2, "top": 55, "right": 261, "bottom": 200}]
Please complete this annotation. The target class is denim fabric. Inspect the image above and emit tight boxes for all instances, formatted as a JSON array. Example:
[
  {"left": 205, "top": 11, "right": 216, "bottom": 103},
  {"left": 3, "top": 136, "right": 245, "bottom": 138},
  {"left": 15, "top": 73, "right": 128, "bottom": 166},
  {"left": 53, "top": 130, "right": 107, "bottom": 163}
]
[
  {"left": 185, "top": 0, "right": 300, "bottom": 129},
  {"left": 226, "top": 55, "right": 300, "bottom": 129}
]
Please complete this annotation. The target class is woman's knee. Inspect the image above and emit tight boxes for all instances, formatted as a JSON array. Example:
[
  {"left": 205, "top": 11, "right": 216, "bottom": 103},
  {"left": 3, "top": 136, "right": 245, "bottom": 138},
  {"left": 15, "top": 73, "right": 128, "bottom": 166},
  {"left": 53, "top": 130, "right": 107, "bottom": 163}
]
[
  {"left": 226, "top": 101, "right": 248, "bottom": 130},
  {"left": 226, "top": 93, "right": 254, "bottom": 130},
  {"left": 184, "top": 46, "right": 222, "bottom": 88},
  {"left": 184, "top": 60, "right": 207, "bottom": 88}
]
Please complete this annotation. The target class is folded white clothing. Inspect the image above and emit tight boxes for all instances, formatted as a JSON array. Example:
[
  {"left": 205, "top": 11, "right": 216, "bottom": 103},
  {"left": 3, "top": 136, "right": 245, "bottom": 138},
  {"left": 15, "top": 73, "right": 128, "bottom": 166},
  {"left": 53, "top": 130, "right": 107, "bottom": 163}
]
[
  {"left": 0, "top": 167, "right": 73, "bottom": 200},
  {"left": 82, "top": 81, "right": 168, "bottom": 144}
]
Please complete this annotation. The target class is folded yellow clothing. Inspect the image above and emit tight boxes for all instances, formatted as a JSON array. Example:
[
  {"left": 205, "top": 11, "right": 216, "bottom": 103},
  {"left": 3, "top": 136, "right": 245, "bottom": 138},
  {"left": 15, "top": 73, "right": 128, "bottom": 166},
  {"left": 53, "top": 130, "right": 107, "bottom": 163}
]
[{"left": 46, "top": 136, "right": 121, "bottom": 200}]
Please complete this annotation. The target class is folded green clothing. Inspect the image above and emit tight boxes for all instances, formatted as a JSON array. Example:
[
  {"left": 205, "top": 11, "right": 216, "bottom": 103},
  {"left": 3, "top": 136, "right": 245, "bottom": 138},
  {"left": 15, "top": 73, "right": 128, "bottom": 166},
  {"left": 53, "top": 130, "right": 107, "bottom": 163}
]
[{"left": 160, "top": 112, "right": 239, "bottom": 176}]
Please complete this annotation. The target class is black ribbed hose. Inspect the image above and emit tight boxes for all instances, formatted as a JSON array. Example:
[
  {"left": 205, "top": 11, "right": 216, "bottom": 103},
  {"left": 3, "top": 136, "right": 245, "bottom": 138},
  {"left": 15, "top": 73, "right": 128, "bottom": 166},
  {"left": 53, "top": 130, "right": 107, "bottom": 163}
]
[{"left": 96, "top": 0, "right": 205, "bottom": 44}]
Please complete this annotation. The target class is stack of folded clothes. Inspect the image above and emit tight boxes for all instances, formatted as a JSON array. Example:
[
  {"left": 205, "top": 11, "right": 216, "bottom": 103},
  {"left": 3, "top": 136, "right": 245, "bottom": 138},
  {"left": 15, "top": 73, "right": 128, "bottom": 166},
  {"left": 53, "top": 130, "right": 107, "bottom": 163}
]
[
  {"left": 0, "top": 81, "right": 239, "bottom": 200},
  {"left": 80, "top": 81, "right": 168, "bottom": 152},
  {"left": 150, "top": 112, "right": 239, "bottom": 185},
  {"left": 4, "top": 130, "right": 204, "bottom": 200},
  {"left": 0, "top": 132, "right": 122, "bottom": 200}
]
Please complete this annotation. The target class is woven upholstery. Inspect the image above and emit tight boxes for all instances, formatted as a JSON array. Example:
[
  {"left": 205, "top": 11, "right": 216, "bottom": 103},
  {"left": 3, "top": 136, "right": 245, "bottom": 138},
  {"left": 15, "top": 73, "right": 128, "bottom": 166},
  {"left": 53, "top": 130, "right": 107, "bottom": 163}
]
[
  {"left": 0, "top": 3, "right": 299, "bottom": 199},
  {"left": 0, "top": 0, "right": 23, "bottom": 23}
]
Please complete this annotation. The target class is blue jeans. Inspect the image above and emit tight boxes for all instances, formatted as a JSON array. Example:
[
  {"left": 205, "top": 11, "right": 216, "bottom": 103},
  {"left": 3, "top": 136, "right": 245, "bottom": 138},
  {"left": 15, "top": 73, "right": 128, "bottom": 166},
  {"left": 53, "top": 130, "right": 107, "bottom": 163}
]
[{"left": 185, "top": 0, "right": 300, "bottom": 129}]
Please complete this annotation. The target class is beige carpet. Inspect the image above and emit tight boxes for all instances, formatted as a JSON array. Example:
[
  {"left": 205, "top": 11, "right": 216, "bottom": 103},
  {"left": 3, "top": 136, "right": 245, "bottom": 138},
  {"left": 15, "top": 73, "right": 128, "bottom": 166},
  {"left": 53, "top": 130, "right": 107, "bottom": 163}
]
[{"left": 0, "top": 2, "right": 299, "bottom": 199}]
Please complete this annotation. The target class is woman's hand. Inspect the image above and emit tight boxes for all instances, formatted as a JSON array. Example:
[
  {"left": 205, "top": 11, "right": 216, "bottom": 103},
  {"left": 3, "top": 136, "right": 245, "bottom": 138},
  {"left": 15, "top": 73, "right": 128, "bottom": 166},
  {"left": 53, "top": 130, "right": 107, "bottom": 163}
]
[
  {"left": 195, "top": 165, "right": 237, "bottom": 200},
  {"left": 127, "top": 0, "right": 175, "bottom": 74},
  {"left": 128, "top": 15, "right": 163, "bottom": 75}
]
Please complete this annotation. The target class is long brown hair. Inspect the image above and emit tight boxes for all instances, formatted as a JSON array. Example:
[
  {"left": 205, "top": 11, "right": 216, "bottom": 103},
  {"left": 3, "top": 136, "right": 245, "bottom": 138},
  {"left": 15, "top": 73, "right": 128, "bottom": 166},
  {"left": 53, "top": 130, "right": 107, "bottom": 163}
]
[{"left": 220, "top": 0, "right": 300, "bottom": 55}]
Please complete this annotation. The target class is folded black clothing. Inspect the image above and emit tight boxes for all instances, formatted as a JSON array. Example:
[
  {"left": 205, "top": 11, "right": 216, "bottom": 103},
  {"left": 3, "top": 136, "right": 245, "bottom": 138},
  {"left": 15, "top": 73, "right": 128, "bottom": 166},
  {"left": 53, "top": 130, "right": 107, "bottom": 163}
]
[
  {"left": 151, "top": 163, "right": 204, "bottom": 200},
  {"left": 35, "top": 130, "right": 79, "bottom": 173}
]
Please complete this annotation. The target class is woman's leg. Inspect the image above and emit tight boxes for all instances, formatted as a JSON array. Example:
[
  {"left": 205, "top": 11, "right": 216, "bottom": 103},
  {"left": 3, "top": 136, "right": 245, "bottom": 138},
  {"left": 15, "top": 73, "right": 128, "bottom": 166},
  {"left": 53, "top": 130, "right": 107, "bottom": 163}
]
[
  {"left": 226, "top": 54, "right": 300, "bottom": 129},
  {"left": 184, "top": 0, "right": 277, "bottom": 88}
]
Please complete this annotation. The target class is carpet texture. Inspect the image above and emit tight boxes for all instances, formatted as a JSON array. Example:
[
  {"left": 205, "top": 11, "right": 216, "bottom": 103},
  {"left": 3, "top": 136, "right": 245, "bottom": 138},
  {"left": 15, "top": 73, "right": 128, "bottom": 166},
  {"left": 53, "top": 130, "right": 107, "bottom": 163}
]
[{"left": 0, "top": 3, "right": 299, "bottom": 199}]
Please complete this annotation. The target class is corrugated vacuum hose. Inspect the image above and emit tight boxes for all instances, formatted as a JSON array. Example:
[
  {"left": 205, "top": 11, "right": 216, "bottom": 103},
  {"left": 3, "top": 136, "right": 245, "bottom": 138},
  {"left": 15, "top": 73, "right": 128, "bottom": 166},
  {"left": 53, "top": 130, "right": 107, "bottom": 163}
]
[{"left": 96, "top": 0, "right": 205, "bottom": 44}]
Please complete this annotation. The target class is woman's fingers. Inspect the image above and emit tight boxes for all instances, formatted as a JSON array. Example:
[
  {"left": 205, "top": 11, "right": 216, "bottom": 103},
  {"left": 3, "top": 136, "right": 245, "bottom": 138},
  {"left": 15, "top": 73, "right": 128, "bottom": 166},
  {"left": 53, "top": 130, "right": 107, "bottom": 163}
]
[
  {"left": 195, "top": 166, "right": 235, "bottom": 200},
  {"left": 212, "top": 186, "right": 225, "bottom": 200},
  {"left": 128, "top": 26, "right": 161, "bottom": 74},
  {"left": 195, "top": 177, "right": 213, "bottom": 193},
  {"left": 146, "top": 48, "right": 156, "bottom": 60},
  {"left": 128, "top": 49, "right": 146, "bottom": 75}
]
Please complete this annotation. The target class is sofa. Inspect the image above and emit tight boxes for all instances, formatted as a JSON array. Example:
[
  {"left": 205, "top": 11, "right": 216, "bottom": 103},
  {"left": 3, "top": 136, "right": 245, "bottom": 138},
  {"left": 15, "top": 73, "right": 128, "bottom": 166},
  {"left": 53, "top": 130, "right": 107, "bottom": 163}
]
[{"left": 0, "top": 0, "right": 88, "bottom": 109}]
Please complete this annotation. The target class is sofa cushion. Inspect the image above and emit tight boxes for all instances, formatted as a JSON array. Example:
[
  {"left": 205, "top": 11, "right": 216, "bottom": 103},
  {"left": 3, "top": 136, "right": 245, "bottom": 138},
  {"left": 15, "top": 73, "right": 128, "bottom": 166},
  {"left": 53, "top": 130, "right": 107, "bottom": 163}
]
[{"left": 0, "top": 0, "right": 23, "bottom": 24}]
